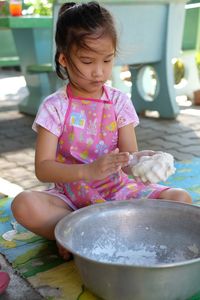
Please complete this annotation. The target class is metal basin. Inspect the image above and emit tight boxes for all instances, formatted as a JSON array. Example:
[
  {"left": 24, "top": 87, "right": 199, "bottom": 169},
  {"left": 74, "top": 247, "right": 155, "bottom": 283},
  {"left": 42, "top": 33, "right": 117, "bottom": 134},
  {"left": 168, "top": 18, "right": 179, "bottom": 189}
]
[{"left": 55, "top": 199, "right": 200, "bottom": 300}]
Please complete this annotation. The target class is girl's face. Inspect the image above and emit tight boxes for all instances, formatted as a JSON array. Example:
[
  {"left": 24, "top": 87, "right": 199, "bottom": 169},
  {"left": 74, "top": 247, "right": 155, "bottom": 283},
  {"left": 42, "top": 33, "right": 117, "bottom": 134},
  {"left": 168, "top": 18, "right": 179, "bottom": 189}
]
[{"left": 59, "top": 35, "right": 115, "bottom": 98}]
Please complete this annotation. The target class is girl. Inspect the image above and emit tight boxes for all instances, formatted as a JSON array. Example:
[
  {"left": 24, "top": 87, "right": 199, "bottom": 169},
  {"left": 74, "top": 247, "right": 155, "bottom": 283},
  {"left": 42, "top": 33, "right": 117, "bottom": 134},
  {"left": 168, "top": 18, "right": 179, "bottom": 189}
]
[{"left": 11, "top": 1, "right": 191, "bottom": 259}]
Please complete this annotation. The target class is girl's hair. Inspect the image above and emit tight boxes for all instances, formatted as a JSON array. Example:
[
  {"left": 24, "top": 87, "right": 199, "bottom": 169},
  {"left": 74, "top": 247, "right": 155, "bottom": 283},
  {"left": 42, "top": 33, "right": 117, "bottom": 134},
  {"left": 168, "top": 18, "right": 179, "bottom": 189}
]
[{"left": 55, "top": 1, "right": 118, "bottom": 80}]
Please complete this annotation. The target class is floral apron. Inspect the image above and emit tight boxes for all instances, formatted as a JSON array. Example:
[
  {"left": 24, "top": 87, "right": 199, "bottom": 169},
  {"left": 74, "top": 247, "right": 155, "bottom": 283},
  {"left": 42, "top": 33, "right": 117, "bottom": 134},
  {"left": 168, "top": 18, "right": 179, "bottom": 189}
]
[{"left": 55, "top": 84, "right": 168, "bottom": 209}]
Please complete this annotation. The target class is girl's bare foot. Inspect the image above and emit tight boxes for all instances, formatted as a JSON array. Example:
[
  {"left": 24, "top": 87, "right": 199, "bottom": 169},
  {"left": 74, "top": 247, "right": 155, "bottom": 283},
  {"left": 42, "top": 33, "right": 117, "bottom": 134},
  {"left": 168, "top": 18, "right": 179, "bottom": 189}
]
[{"left": 57, "top": 242, "right": 72, "bottom": 260}]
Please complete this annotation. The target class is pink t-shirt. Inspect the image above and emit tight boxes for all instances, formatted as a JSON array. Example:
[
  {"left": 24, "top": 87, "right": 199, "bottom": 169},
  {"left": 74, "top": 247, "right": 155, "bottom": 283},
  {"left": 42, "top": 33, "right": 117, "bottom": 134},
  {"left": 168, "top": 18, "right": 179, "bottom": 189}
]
[{"left": 32, "top": 85, "right": 139, "bottom": 135}]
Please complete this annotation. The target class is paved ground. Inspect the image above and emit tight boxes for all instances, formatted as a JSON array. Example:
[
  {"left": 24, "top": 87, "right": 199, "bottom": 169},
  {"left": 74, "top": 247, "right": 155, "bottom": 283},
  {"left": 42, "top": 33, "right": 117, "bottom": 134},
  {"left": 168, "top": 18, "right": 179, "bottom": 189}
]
[{"left": 0, "top": 69, "right": 200, "bottom": 299}]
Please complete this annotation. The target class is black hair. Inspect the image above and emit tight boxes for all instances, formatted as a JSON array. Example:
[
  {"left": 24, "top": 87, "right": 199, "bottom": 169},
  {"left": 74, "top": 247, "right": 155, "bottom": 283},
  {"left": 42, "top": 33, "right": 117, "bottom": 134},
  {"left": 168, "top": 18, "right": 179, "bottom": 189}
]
[{"left": 55, "top": 1, "right": 118, "bottom": 80}]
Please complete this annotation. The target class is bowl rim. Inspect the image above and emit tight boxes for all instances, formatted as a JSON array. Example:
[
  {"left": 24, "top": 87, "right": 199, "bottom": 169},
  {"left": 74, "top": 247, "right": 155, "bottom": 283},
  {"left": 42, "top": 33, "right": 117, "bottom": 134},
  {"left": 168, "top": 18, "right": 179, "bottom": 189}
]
[{"left": 55, "top": 199, "right": 200, "bottom": 269}]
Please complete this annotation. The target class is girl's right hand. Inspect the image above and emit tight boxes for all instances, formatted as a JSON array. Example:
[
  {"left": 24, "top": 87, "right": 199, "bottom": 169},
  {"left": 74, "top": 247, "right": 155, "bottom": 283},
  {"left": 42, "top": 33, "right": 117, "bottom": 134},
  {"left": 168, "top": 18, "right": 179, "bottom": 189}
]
[{"left": 85, "top": 148, "right": 130, "bottom": 181}]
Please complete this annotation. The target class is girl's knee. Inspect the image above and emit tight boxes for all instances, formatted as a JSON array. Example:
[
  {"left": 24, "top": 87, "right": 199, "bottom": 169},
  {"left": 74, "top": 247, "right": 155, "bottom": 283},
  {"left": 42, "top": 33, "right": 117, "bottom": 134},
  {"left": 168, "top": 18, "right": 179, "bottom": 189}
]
[
  {"left": 11, "top": 191, "right": 33, "bottom": 221},
  {"left": 175, "top": 189, "right": 192, "bottom": 204},
  {"left": 160, "top": 188, "right": 192, "bottom": 204}
]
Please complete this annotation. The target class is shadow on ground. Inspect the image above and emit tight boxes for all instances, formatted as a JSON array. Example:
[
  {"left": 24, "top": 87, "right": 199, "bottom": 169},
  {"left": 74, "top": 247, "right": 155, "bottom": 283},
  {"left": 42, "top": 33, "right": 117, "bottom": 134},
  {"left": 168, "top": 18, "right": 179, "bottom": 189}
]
[{"left": 0, "top": 112, "right": 35, "bottom": 154}]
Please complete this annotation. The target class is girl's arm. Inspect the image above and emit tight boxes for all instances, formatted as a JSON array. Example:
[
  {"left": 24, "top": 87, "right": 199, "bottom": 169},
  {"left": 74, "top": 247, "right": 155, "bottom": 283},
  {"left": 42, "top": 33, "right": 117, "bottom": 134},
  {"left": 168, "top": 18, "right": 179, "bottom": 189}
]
[
  {"left": 118, "top": 123, "right": 138, "bottom": 175},
  {"left": 35, "top": 126, "right": 129, "bottom": 183},
  {"left": 118, "top": 123, "right": 138, "bottom": 152},
  {"left": 34, "top": 126, "right": 87, "bottom": 182}
]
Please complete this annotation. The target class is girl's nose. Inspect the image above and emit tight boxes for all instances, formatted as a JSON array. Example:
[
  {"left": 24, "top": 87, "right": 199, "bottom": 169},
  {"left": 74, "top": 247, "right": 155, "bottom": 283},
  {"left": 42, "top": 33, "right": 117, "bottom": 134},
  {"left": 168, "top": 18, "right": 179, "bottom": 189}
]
[{"left": 92, "top": 64, "right": 103, "bottom": 78}]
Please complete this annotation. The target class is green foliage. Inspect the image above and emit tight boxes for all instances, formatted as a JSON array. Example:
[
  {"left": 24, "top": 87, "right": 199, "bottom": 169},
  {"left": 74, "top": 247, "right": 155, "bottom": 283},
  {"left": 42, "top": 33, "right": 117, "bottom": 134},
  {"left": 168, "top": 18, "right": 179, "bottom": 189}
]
[
  {"left": 196, "top": 52, "right": 200, "bottom": 75},
  {"left": 173, "top": 53, "right": 200, "bottom": 84},
  {"left": 173, "top": 58, "right": 185, "bottom": 85},
  {"left": 0, "top": 1, "right": 9, "bottom": 16},
  {"left": 23, "top": 0, "right": 55, "bottom": 16}
]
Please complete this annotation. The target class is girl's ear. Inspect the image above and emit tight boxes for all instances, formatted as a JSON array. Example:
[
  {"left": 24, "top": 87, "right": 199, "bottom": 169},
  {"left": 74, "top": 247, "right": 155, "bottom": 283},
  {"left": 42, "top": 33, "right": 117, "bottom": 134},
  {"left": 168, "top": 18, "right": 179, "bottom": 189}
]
[{"left": 58, "top": 53, "right": 67, "bottom": 67}]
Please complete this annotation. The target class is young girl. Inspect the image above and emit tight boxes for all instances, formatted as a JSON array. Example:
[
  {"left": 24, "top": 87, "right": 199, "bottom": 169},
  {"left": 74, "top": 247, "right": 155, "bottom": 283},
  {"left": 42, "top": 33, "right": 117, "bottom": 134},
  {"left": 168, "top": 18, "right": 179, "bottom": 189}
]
[{"left": 11, "top": 1, "right": 191, "bottom": 259}]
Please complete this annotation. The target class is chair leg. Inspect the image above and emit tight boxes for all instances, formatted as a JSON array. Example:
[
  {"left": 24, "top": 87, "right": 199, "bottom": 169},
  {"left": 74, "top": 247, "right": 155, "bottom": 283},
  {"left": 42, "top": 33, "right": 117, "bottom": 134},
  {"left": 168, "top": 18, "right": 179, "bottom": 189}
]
[{"left": 129, "top": 60, "right": 179, "bottom": 119}]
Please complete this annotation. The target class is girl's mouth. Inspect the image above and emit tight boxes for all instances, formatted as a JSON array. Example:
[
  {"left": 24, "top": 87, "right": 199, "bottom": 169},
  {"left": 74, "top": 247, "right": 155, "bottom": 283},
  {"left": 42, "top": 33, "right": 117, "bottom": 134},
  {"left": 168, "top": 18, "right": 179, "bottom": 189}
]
[{"left": 91, "top": 81, "right": 104, "bottom": 85}]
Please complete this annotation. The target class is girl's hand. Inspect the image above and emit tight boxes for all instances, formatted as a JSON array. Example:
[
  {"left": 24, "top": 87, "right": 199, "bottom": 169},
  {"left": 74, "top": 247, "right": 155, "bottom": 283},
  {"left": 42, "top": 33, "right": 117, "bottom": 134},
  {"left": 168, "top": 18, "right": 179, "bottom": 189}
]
[
  {"left": 122, "top": 150, "right": 156, "bottom": 176},
  {"left": 129, "top": 150, "right": 156, "bottom": 167},
  {"left": 85, "top": 148, "right": 130, "bottom": 181}
]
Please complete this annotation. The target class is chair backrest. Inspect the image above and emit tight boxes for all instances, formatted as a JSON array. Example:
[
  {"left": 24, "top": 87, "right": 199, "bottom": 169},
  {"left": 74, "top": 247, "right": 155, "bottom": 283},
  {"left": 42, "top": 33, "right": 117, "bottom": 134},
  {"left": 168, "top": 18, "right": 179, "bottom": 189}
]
[{"left": 52, "top": 0, "right": 186, "bottom": 66}]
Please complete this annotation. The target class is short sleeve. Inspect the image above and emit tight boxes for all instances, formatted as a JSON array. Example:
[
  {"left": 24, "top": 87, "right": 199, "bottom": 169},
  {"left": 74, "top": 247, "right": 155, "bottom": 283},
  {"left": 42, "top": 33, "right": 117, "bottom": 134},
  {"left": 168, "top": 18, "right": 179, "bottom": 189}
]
[
  {"left": 32, "top": 90, "right": 69, "bottom": 137},
  {"left": 110, "top": 88, "right": 139, "bottom": 128}
]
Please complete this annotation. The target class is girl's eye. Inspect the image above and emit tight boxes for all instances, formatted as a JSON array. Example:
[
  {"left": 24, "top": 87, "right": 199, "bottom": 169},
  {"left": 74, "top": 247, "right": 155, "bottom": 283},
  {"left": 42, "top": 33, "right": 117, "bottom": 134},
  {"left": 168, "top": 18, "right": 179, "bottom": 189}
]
[
  {"left": 81, "top": 61, "right": 92, "bottom": 64},
  {"left": 104, "top": 60, "right": 112, "bottom": 63}
]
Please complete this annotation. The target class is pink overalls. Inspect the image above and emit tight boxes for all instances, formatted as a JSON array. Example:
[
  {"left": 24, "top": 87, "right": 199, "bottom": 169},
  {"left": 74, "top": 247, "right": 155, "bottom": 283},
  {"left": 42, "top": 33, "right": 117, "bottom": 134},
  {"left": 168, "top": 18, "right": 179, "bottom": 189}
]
[{"left": 55, "top": 84, "right": 168, "bottom": 210}]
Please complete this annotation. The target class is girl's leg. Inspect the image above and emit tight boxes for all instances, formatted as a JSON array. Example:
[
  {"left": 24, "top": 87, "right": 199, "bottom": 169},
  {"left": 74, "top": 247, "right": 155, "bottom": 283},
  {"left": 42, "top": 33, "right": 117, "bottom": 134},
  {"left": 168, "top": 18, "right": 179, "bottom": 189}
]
[
  {"left": 11, "top": 191, "right": 72, "bottom": 259},
  {"left": 158, "top": 188, "right": 192, "bottom": 204}
]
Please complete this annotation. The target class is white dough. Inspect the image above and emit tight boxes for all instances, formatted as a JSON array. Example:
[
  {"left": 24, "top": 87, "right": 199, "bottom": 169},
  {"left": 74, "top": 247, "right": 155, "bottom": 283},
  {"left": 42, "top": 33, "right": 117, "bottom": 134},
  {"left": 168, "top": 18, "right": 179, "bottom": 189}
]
[{"left": 130, "top": 152, "right": 176, "bottom": 183}]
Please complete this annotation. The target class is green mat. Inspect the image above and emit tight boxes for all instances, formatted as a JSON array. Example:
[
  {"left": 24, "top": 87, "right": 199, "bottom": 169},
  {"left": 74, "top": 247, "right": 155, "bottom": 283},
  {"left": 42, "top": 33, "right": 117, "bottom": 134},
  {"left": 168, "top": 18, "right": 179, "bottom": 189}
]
[{"left": 1, "top": 158, "right": 200, "bottom": 300}]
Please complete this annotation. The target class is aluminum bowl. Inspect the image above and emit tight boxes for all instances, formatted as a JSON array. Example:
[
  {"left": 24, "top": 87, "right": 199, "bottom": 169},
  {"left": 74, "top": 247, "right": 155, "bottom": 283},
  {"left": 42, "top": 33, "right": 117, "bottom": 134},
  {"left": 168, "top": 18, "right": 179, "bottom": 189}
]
[{"left": 55, "top": 199, "right": 200, "bottom": 300}]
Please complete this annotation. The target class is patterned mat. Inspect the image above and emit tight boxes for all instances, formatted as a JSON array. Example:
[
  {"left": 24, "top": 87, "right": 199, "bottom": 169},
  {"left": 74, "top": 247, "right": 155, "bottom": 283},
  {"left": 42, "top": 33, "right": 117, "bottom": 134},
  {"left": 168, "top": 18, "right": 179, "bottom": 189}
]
[
  {"left": 1, "top": 158, "right": 200, "bottom": 300},
  {"left": 164, "top": 158, "right": 200, "bottom": 206}
]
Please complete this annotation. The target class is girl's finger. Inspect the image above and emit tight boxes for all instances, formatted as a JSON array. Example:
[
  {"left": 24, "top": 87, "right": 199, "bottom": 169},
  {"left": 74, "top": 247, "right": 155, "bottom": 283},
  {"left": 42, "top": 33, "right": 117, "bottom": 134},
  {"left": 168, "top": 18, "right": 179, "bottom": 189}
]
[
  {"left": 111, "top": 148, "right": 119, "bottom": 154},
  {"left": 111, "top": 153, "right": 129, "bottom": 163}
]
